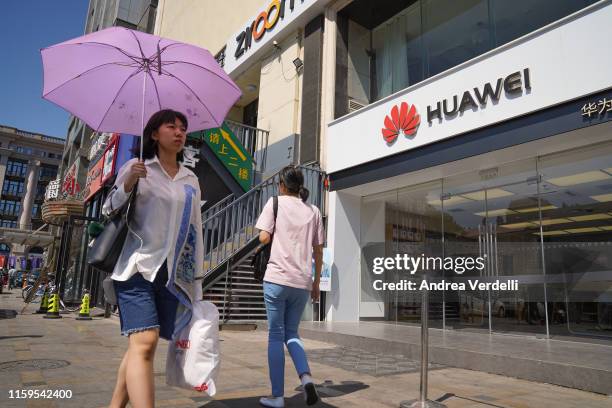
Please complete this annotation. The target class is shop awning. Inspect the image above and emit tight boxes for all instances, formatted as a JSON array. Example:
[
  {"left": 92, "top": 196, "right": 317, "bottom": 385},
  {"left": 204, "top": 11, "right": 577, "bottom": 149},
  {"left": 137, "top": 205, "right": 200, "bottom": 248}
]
[{"left": 0, "top": 226, "right": 55, "bottom": 247}]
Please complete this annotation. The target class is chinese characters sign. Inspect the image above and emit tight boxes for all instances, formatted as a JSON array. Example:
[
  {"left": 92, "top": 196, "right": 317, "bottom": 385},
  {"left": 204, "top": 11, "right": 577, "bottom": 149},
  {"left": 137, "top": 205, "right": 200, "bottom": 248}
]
[
  {"left": 45, "top": 178, "right": 61, "bottom": 201},
  {"left": 201, "top": 123, "right": 253, "bottom": 191},
  {"left": 62, "top": 158, "right": 80, "bottom": 197},
  {"left": 183, "top": 145, "right": 200, "bottom": 169},
  {"left": 581, "top": 97, "right": 612, "bottom": 118}
]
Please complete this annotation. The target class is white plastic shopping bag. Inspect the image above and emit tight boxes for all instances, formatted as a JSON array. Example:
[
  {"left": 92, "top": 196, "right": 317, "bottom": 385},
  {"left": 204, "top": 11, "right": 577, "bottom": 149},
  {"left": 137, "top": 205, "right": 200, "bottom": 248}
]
[{"left": 166, "top": 300, "right": 220, "bottom": 395}]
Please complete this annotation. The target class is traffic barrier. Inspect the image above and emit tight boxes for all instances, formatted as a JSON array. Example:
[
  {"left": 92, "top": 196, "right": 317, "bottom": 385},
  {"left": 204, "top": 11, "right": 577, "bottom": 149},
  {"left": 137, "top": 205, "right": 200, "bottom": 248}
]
[
  {"left": 75, "top": 292, "right": 92, "bottom": 321},
  {"left": 35, "top": 287, "right": 49, "bottom": 314},
  {"left": 44, "top": 291, "right": 62, "bottom": 319}
]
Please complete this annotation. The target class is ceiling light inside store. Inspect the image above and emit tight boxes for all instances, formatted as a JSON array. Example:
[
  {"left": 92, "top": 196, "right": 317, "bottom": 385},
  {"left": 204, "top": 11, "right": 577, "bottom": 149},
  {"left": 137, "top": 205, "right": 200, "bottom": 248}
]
[
  {"left": 533, "top": 230, "right": 569, "bottom": 236},
  {"left": 568, "top": 213, "right": 612, "bottom": 222},
  {"left": 547, "top": 170, "right": 610, "bottom": 187},
  {"left": 564, "top": 227, "right": 603, "bottom": 234},
  {"left": 475, "top": 208, "right": 517, "bottom": 217},
  {"left": 591, "top": 193, "right": 612, "bottom": 202},
  {"left": 538, "top": 218, "right": 573, "bottom": 226},
  {"left": 501, "top": 222, "right": 538, "bottom": 229},
  {"left": 515, "top": 205, "right": 557, "bottom": 213},
  {"left": 461, "top": 188, "right": 514, "bottom": 201}
]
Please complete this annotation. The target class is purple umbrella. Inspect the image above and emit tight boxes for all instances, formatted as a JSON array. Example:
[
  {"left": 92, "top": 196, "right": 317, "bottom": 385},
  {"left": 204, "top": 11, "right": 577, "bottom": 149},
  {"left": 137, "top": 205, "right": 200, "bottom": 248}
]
[{"left": 41, "top": 27, "right": 241, "bottom": 157}]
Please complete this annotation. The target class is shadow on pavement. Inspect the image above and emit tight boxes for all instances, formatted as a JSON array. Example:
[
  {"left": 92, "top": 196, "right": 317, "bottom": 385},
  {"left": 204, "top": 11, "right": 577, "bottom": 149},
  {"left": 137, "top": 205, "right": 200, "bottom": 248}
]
[
  {"left": 0, "top": 335, "right": 44, "bottom": 340},
  {"left": 200, "top": 380, "right": 369, "bottom": 408},
  {"left": 0, "top": 309, "right": 18, "bottom": 319}
]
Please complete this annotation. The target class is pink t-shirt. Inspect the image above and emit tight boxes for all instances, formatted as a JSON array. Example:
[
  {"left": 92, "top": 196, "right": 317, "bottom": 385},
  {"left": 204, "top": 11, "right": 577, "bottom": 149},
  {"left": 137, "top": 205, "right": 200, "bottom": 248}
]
[{"left": 255, "top": 196, "right": 324, "bottom": 290}]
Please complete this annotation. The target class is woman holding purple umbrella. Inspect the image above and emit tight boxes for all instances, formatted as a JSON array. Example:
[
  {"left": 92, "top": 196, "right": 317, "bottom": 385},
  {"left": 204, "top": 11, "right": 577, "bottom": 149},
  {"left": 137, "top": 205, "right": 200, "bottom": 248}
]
[{"left": 103, "top": 109, "right": 204, "bottom": 408}]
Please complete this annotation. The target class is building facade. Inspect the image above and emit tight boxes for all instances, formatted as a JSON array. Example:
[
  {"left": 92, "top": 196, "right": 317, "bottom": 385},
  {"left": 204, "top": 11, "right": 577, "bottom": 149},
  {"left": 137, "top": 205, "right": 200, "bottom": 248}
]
[
  {"left": 0, "top": 125, "right": 63, "bottom": 269},
  {"left": 154, "top": 0, "right": 612, "bottom": 341},
  {"left": 325, "top": 0, "right": 612, "bottom": 341}
]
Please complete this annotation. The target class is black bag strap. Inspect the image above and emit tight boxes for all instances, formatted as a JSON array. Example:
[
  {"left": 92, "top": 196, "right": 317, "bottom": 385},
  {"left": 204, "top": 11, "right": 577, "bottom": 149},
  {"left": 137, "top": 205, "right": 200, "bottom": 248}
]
[
  {"left": 272, "top": 196, "right": 278, "bottom": 231},
  {"left": 269, "top": 195, "right": 278, "bottom": 242}
]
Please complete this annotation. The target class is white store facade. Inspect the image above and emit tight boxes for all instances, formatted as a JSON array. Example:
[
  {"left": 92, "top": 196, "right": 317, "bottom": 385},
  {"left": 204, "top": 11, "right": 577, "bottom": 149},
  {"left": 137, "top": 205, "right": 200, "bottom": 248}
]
[{"left": 324, "top": 1, "right": 612, "bottom": 340}]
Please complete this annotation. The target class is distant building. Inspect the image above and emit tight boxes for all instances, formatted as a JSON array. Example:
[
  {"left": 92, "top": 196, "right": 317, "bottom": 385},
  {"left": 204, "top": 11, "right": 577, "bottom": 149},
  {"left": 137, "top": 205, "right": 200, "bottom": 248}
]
[{"left": 0, "top": 124, "right": 63, "bottom": 269}]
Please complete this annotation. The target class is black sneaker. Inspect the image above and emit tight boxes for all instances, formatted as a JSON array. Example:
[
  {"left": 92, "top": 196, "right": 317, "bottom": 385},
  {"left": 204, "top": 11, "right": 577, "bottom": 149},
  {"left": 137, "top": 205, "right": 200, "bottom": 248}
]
[{"left": 303, "top": 382, "right": 319, "bottom": 405}]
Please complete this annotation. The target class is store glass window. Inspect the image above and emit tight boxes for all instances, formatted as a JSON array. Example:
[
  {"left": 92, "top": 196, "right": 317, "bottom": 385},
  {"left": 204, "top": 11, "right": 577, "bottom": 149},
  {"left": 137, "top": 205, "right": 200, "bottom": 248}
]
[
  {"left": 421, "top": 0, "right": 490, "bottom": 78},
  {"left": 358, "top": 141, "right": 612, "bottom": 339},
  {"left": 337, "top": 0, "right": 597, "bottom": 112},
  {"left": 490, "top": 0, "right": 597, "bottom": 46}
]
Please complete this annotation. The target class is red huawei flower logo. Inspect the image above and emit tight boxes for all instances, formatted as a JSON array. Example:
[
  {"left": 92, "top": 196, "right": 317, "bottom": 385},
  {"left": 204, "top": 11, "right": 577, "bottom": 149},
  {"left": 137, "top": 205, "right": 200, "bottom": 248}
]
[{"left": 381, "top": 102, "right": 420, "bottom": 145}]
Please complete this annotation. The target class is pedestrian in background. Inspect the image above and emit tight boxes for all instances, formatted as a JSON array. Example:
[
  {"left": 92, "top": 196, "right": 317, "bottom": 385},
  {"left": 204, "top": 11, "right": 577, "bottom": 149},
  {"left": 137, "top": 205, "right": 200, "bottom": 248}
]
[
  {"left": 104, "top": 109, "right": 204, "bottom": 408},
  {"left": 255, "top": 166, "right": 324, "bottom": 408}
]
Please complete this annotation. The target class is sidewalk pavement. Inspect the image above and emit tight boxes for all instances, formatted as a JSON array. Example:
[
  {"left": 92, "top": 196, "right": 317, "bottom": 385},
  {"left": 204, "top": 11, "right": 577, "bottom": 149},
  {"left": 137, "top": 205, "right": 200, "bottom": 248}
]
[{"left": 1, "top": 291, "right": 611, "bottom": 408}]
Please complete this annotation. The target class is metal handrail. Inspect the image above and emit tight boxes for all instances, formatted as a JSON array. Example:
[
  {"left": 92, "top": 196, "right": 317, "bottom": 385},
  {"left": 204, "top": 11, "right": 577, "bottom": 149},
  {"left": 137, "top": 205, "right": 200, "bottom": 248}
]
[
  {"left": 225, "top": 120, "right": 269, "bottom": 174},
  {"left": 201, "top": 193, "right": 234, "bottom": 221},
  {"left": 202, "top": 164, "right": 326, "bottom": 280}
]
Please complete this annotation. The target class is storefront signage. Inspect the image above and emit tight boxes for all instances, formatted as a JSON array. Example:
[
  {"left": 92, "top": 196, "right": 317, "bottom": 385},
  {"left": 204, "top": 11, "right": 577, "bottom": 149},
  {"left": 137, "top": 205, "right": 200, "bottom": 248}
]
[
  {"left": 427, "top": 68, "right": 531, "bottom": 124},
  {"left": 224, "top": 0, "right": 327, "bottom": 75},
  {"left": 382, "top": 102, "right": 420, "bottom": 145},
  {"left": 102, "top": 137, "right": 119, "bottom": 184},
  {"left": 235, "top": 0, "right": 302, "bottom": 59},
  {"left": 201, "top": 123, "right": 253, "bottom": 191},
  {"left": 88, "top": 132, "right": 113, "bottom": 161},
  {"left": 45, "top": 178, "right": 61, "bottom": 201},
  {"left": 581, "top": 96, "right": 612, "bottom": 117},
  {"left": 84, "top": 157, "right": 105, "bottom": 202},
  {"left": 62, "top": 158, "right": 80, "bottom": 197},
  {"left": 183, "top": 144, "right": 201, "bottom": 169}
]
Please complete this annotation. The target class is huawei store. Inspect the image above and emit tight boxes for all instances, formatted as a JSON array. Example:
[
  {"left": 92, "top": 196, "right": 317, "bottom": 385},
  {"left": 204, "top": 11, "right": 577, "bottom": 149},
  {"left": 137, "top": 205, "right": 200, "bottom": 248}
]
[{"left": 324, "top": 2, "right": 612, "bottom": 340}]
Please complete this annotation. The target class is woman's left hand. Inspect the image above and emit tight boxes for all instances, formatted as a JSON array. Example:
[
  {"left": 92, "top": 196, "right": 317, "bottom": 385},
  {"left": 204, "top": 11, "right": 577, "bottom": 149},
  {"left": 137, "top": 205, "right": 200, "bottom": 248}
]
[{"left": 311, "top": 282, "right": 320, "bottom": 302}]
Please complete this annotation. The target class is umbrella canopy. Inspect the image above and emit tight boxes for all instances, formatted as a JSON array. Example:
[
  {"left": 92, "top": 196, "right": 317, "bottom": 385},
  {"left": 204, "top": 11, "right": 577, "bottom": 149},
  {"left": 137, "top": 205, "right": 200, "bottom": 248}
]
[{"left": 41, "top": 27, "right": 241, "bottom": 137}]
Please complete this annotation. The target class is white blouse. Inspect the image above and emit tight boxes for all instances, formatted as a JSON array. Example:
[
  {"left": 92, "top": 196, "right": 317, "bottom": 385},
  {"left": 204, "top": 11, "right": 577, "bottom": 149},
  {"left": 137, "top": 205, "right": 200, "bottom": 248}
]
[{"left": 101, "top": 155, "right": 204, "bottom": 285}]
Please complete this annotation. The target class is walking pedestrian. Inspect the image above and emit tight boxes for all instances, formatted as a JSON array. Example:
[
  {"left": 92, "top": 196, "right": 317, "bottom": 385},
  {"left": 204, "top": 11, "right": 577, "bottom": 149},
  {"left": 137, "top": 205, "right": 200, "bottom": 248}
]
[
  {"left": 104, "top": 109, "right": 204, "bottom": 408},
  {"left": 255, "top": 166, "right": 324, "bottom": 407},
  {"left": 8, "top": 268, "right": 15, "bottom": 290}
]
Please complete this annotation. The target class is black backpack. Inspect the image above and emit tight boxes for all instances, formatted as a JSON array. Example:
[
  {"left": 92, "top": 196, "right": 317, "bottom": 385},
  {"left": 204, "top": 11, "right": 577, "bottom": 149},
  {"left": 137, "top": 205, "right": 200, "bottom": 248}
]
[{"left": 251, "top": 196, "right": 278, "bottom": 283}]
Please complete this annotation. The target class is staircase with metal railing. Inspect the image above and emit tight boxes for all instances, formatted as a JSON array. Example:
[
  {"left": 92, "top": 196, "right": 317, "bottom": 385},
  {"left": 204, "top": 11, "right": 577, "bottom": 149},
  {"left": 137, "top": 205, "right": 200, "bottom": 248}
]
[{"left": 201, "top": 164, "right": 326, "bottom": 321}]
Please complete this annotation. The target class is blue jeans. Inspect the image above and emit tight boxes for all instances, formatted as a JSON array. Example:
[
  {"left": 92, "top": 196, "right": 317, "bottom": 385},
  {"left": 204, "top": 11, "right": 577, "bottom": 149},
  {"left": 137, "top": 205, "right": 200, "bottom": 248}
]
[{"left": 263, "top": 281, "right": 311, "bottom": 397}]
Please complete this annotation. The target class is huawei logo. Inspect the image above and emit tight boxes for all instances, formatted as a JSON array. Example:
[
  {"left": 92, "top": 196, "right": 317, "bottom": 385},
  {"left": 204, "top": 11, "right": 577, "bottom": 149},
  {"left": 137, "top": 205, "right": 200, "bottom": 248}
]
[{"left": 381, "top": 102, "right": 420, "bottom": 145}]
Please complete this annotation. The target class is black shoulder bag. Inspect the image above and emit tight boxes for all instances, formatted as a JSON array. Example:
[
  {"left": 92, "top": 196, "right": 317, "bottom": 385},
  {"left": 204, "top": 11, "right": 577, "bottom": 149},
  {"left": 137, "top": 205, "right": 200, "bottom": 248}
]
[
  {"left": 86, "top": 182, "right": 138, "bottom": 274},
  {"left": 251, "top": 196, "right": 278, "bottom": 283}
]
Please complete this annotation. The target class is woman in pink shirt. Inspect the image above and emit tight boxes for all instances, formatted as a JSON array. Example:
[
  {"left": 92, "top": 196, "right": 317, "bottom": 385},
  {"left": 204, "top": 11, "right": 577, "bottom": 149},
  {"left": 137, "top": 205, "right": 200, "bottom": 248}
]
[{"left": 255, "top": 166, "right": 324, "bottom": 408}]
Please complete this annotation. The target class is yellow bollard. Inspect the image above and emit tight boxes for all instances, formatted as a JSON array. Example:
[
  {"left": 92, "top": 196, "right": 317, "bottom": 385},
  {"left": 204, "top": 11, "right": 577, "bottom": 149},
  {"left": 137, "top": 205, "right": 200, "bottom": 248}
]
[
  {"left": 76, "top": 292, "right": 92, "bottom": 321},
  {"left": 44, "top": 291, "right": 62, "bottom": 319},
  {"left": 35, "top": 287, "right": 49, "bottom": 314}
]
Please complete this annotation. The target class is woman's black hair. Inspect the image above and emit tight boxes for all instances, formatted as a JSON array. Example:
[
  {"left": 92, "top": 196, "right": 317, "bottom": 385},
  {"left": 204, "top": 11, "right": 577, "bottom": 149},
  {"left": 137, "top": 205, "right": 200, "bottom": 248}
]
[
  {"left": 135, "top": 109, "right": 188, "bottom": 162},
  {"left": 279, "top": 165, "right": 309, "bottom": 202}
]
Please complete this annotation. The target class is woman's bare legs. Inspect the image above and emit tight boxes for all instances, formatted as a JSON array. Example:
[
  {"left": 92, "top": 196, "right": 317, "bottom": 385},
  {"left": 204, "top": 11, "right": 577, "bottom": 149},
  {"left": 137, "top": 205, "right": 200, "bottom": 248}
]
[
  {"left": 109, "top": 351, "right": 129, "bottom": 408},
  {"left": 125, "top": 329, "right": 159, "bottom": 408}
]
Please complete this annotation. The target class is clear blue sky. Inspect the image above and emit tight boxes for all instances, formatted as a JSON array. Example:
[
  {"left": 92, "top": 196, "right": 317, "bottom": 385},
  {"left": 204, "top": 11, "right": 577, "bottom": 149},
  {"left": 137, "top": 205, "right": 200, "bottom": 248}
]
[{"left": 0, "top": 1, "right": 88, "bottom": 139}]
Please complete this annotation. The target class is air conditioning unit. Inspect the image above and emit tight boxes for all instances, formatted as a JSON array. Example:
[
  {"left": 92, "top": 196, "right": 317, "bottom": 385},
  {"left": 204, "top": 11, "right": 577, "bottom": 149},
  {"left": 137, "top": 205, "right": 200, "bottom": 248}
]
[{"left": 348, "top": 98, "right": 366, "bottom": 113}]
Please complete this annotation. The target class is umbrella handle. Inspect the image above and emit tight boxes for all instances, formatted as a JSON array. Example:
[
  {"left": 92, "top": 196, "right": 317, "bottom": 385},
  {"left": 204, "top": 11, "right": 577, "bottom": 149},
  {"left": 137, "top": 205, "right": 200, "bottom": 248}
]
[{"left": 140, "top": 70, "right": 146, "bottom": 161}]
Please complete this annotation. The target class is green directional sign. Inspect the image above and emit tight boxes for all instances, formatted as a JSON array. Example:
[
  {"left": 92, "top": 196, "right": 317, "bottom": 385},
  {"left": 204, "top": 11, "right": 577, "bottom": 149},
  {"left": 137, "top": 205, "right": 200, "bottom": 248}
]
[{"left": 200, "top": 123, "right": 253, "bottom": 191}]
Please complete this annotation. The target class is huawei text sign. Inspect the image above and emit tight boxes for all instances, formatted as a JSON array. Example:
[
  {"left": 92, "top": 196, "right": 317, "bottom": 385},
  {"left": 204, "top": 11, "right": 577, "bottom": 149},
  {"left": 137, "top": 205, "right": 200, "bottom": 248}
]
[{"left": 427, "top": 68, "right": 531, "bottom": 124}]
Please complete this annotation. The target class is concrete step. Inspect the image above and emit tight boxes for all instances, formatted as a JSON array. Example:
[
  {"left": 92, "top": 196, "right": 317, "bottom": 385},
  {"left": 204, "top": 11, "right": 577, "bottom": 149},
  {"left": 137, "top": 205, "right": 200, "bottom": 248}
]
[{"left": 297, "top": 321, "right": 612, "bottom": 395}]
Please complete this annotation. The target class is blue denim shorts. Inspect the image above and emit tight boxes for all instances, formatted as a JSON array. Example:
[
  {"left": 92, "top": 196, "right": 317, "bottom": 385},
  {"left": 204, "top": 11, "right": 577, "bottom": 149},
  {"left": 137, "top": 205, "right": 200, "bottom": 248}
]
[{"left": 114, "top": 261, "right": 178, "bottom": 340}]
